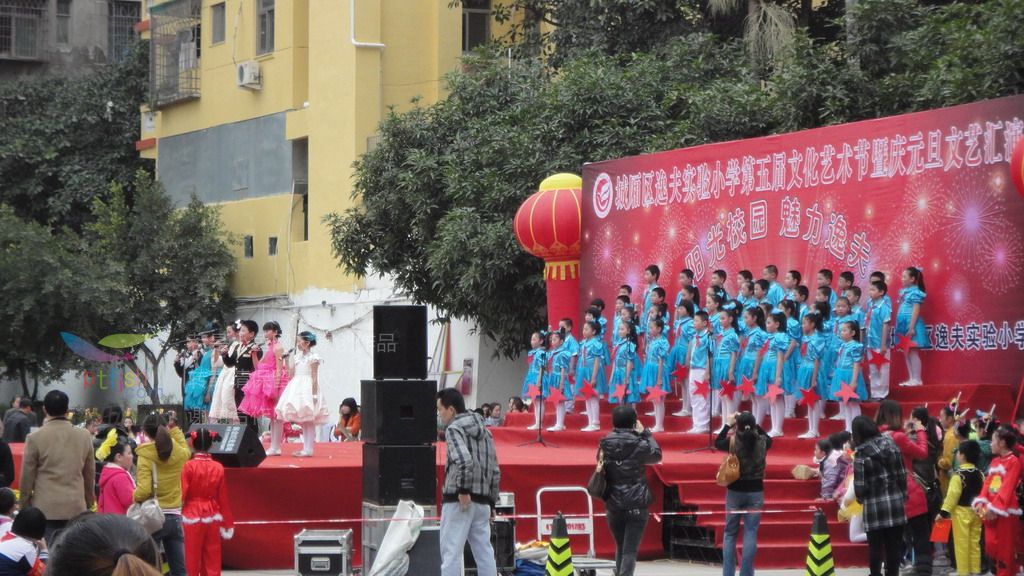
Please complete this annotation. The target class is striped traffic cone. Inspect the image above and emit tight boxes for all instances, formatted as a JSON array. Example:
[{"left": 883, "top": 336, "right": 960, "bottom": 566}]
[
  {"left": 545, "top": 512, "right": 573, "bottom": 576},
  {"left": 805, "top": 509, "right": 835, "bottom": 576}
]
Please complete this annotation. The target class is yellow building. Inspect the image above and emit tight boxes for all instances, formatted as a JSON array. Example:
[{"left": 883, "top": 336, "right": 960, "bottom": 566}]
[{"left": 138, "top": 0, "right": 523, "bottom": 410}]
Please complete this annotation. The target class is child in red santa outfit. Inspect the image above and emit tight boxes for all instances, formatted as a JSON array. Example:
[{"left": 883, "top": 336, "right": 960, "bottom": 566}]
[
  {"left": 972, "top": 423, "right": 1022, "bottom": 576},
  {"left": 182, "top": 428, "right": 234, "bottom": 576}
]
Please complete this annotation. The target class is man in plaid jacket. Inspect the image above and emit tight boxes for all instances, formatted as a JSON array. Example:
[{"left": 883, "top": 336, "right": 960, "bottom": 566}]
[
  {"left": 854, "top": 417, "right": 908, "bottom": 576},
  {"left": 436, "top": 388, "right": 500, "bottom": 576}
]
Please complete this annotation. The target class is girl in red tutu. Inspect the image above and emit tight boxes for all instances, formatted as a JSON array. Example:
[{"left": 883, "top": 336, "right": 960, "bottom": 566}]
[{"left": 238, "top": 321, "right": 290, "bottom": 456}]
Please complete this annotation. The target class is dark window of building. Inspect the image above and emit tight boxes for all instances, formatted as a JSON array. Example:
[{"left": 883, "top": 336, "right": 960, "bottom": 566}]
[
  {"left": 244, "top": 235, "right": 254, "bottom": 259},
  {"left": 302, "top": 193, "right": 308, "bottom": 242},
  {"left": 56, "top": 0, "right": 71, "bottom": 45},
  {"left": 108, "top": 0, "right": 140, "bottom": 64},
  {"left": 211, "top": 2, "right": 225, "bottom": 44},
  {"left": 268, "top": 236, "right": 278, "bottom": 256},
  {"left": 0, "top": 1, "right": 45, "bottom": 60},
  {"left": 257, "top": 0, "right": 274, "bottom": 54},
  {"left": 462, "top": 0, "right": 490, "bottom": 53}
]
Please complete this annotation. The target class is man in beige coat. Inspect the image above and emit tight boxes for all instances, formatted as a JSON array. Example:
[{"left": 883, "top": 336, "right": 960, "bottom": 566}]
[{"left": 18, "top": 390, "right": 95, "bottom": 542}]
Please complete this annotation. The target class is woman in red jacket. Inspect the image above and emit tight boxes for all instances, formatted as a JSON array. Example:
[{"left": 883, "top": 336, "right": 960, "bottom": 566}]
[{"left": 876, "top": 400, "right": 932, "bottom": 576}]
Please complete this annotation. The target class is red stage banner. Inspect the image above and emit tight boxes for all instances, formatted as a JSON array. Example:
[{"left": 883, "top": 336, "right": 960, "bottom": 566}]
[{"left": 581, "top": 95, "right": 1024, "bottom": 385}]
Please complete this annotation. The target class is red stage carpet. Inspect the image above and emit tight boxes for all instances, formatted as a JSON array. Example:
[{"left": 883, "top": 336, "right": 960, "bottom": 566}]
[{"left": 5, "top": 381, "right": 1014, "bottom": 570}]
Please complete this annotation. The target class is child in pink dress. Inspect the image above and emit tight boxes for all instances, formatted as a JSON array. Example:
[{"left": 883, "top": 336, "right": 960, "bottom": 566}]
[{"left": 238, "top": 321, "right": 290, "bottom": 455}]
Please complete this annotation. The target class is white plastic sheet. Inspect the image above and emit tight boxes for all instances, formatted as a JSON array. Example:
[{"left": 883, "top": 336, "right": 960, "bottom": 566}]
[{"left": 367, "top": 500, "right": 424, "bottom": 576}]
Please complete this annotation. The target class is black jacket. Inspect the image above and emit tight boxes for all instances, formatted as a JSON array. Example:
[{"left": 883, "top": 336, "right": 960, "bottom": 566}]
[
  {"left": 715, "top": 424, "right": 773, "bottom": 493},
  {"left": 599, "top": 428, "right": 662, "bottom": 512}
]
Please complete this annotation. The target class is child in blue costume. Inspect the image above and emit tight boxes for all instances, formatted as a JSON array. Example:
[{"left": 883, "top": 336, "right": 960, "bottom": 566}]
[
  {"left": 545, "top": 330, "right": 572, "bottom": 432},
  {"left": 736, "top": 281, "right": 757, "bottom": 311},
  {"left": 795, "top": 285, "right": 811, "bottom": 322},
  {"left": 830, "top": 321, "right": 866, "bottom": 433},
  {"left": 864, "top": 280, "right": 892, "bottom": 400},
  {"left": 638, "top": 264, "right": 661, "bottom": 342},
  {"left": 783, "top": 269, "right": 802, "bottom": 302},
  {"left": 763, "top": 264, "right": 786, "bottom": 307},
  {"left": 685, "top": 311, "right": 714, "bottom": 434},
  {"left": 588, "top": 299, "right": 608, "bottom": 340},
  {"left": 895, "top": 266, "right": 930, "bottom": 387},
  {"left": 712, "top": 308, "right": 741, "bottom": 430},
  {"left": 753, "top": 280, "right": 771, "bottom": 309},
  {"left": 847, "top": 286, "right": 865, "bottom": 327},
  {"left": 736, "top": 307, "right": 768, "bottom": 403},
  {"left": 709, "top": 269, "right": 730, "bottom": 301},
  {"left": 815, "top": 288, "right": 837, "bottom": 382},
  {"left": 779, "top": 300, "right": 803, "bottom": 419},
  {"left": 612, "top": 295, "right": 630, "bottom": 346},
  {"left": 639, "top": 318, "right": 670, "bottom": 433},
  {"left": 797, "top": 312, "right": 826, "bottom": 439},
  {"left": 578, "top": 320, "right": 608, "bottom": 432},
  {"left": 608, "top": 321, "right": 640, "bottom": 405},
  {"left": 669, "top": 301, "right": 695, "bottom": 417},
  {"left": 753, "top": 311, "right": 790, "bottom": 437},
  {"left": 524, "top": 331, "right": 548, "bottom": 431},
  {"left": 559, "top": 318, "right": 581, "bottom": 383},
  {"left": 185, "top": 331, "right": 219, "bottom": 420},
  {"left": 830, "top": 297, "right": 860, "bottom": 382},
  {"left": 817, "top": 269, "right": 837, "bottom": 308},
  {"left": 705, "top": 292, "right": 725, "bottom": 335}
]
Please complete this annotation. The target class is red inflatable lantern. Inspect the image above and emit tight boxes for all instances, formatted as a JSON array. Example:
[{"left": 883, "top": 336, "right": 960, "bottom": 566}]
[
  {"left": 514, "top": 173, "right": 583, "bottom": 330},
  {"left": 1012, "top": 139, "right": 1024, "bottom": 199}
]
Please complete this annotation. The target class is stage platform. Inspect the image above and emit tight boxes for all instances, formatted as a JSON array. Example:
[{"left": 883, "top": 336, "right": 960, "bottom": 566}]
[{"left": 5, "top": 382, "right": 1014, "bottom": 570}]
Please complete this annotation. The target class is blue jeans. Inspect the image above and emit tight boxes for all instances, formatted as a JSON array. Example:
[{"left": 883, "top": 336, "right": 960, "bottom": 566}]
[
  {"left": 440, "top": 501, "right": 496, "bottom": 576},
  {"left": 153, "top": 513, "right": 186, "bottom": 576},
  {"left": 722, "top": 490, "right": 763, "bottom": 576}
]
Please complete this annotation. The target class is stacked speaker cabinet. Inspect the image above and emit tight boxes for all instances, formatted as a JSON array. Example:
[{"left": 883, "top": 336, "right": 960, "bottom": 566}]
[{"left": 362, "top": 305, "right": 438, "bottom": 575}]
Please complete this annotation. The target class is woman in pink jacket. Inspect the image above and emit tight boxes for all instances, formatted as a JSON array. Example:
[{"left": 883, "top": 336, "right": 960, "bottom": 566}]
[
  {"left": 95, "top": 430, "right": 136, "bottom": 515},
  {"left": 876, "top": 400, "right": 931, "bottom": 576}
]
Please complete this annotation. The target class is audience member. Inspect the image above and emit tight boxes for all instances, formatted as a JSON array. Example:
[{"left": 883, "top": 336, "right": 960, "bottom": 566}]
[
  {"left": 18, "top": 390, "right": 95, "bottom": 542},
  {"left": 598, "top": 405, "right": 662, "bottom": 576},
  {"left": 0, "top": 507, "right": 46, "bottom": 576},
  {"left": 715, "top": 412, "right": 772, "bottom": 576},
  {"left": 46, "top": 513, "right": 162, "bottom": 576},
  {"left": 2, "top": 399, "right": 34, "bottom": 444},
  {"left": 0, "top": 488, "right": 15, "bottom": 538},
  {"left": 853, "top": 415, "right": 907, "bottom": 576},
  {"left": 333, "top": 398, "right": 361, "bottom": 441},
  {"left": 133, "top": 412, "right": 189, "bottom": 576}
]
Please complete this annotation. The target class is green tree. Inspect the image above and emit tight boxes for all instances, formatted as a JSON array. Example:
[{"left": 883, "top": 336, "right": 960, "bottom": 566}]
[
  {"left": 0, "top": 42, "right": 149, "bottom": 230},
  {"left": 86, "top": 171, "right": 237, "bottom": 404}
]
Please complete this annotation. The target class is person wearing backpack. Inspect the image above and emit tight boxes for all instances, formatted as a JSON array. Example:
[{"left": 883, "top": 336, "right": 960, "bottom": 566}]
[{"left": 972, "top": 424, "right": 1021, "bottom": 576}]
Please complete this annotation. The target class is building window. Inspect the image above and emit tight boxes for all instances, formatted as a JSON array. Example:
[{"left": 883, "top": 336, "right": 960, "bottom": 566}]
[
  {"left": 149, "top": 0, "right": 201, "bottom": 107},
  {"left": 268, "top": 236, "right": 278, "bottom": 256},
  {"left": 108, "top": 0, "right": 140, "bottom": 64},
  {"left": 211, "top": 2, "right": 225, "bottom": 44},
  {"left": 256, "top": 0, "right": 274, "bottom": 55},
  {"left": 462, "top": 0, "right": 490, "bottom": 53},
  {"left": 56, "top": 0, "right": 71, "bottom": 45},
  {"left": 0, "top": 1, "right": 45, "bottom": 60},
  {"left": 243, "top": 235, "right": 254, "bottom": 258}
]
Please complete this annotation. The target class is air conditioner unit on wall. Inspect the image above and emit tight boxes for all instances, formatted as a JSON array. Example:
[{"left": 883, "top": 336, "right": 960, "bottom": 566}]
[{"left": 237, "top": 61, "right": 262, "bottom": 90}]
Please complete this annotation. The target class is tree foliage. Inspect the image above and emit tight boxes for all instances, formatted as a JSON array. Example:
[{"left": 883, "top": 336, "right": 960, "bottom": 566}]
[
  {"left": 0, "top": 42, "right": 149, "bottom": 230},
  {"left": 333, "top": 0, "right": 1024, "bottom": 358}
]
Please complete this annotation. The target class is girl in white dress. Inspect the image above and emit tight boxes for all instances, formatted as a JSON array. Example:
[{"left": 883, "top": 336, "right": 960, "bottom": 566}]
[
  {"left": 275, "top": 331, "right": 329, "bottom": 457},
  {"left": 209, "top": 322, "right": 241, "bottom": 423}
]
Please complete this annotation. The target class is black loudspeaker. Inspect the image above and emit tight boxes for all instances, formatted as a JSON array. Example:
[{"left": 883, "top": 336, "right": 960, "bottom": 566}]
[
  {"left": 464, "top": 518, "right": 516, "bottom": 573},
  {"left": 407, "top": 526, "right": 442, "bottom": 576},
  {"left": 187, "top": 423, "right": 266, "bottom": 468},
  {"left": 373, "top": 305, "right": 428, "bottom": 380},
  {"left": 360, "top": 379, "right": 437, "bottom": 445},
  {"left": 362, "top": 444, "right": 436, "bottom": 505}
]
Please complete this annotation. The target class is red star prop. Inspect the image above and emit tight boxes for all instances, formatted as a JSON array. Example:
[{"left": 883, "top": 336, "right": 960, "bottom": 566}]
[
  {"left": 671, "top": 363, "right": 689, "bottom": 383},
  {"left": 526, "top": 384, "right": 542, "bottom": 401},
  {"left": 738, "top": 376, "right": 756, "bottom": 397},
  {"left": 867, "top": 349, "right": 890, "bottom": 370},
  {"left": 645, "top": 386, "right": 669, "bottom": 402},
  {"left": 611, "top": 383, "right": 627, "bottom": 403},
  {"left": 798, "top": 386, "right": 820, "bottom": 408},
  {"left": 546, "top": 387, "right": 567, "bottom": 405},
  {"left": 836, "top": 381, "right": 860, "bottom": 405},
  {"left": 895, "top": 336, "right": 917, "bottom": 355},
  {"left": 719, "top": 380, "right": 737, "bottom": 400},
  {"left": 577, "top": 381, "right": 598, "bottom": 399},
  {"left": 692, "top": 379, "right": 710, "bottom": 399},
  {"left": 766, "top": 383, "right": 784, "bottom": 403}
]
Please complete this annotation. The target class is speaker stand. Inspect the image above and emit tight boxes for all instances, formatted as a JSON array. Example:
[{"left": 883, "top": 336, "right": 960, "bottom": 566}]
[{"left": 518, "top": 397, "right": 557, "bottom": 448}]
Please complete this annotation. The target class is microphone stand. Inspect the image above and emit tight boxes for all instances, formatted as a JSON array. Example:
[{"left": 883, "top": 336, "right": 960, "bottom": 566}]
[{"left": 519, "top": 358, "right": 556, "bottom": 448}]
